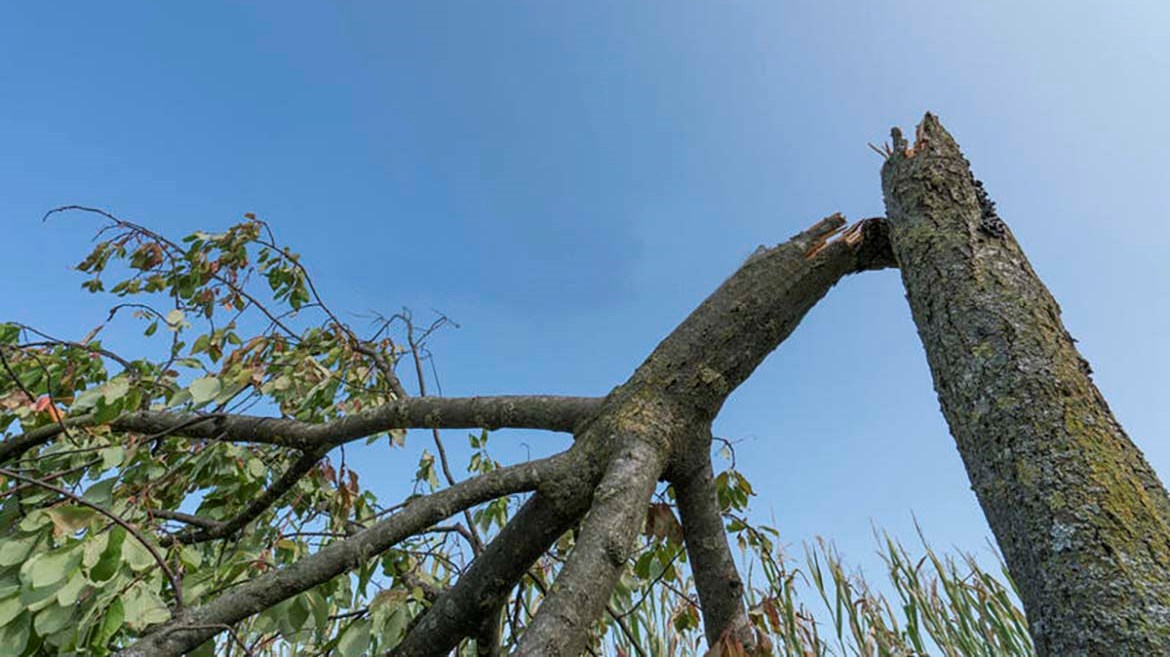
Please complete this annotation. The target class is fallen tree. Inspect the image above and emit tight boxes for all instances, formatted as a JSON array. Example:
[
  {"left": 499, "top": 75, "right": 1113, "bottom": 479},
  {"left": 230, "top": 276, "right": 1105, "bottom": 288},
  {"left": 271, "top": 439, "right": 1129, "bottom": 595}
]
[{"left": 0, "top": 115, "right": 1165, "bottom": 656}]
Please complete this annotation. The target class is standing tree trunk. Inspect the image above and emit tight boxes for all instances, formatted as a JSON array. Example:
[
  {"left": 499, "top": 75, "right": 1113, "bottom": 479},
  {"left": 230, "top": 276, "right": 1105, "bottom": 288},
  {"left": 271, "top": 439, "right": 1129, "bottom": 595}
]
[{"left": 881, "top": 113, "right": 1170, "bottom": 655}]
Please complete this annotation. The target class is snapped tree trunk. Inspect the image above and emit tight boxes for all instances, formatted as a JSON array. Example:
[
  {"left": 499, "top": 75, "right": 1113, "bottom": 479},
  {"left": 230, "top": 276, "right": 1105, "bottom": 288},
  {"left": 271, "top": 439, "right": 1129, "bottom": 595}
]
[{"left": 881, "top": 114, "right": 1170, "bottom": 655}]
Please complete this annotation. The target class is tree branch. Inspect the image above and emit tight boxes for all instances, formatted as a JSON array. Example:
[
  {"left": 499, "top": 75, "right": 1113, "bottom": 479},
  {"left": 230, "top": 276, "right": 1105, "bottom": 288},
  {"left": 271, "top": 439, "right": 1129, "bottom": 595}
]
[
  {"left": 150, "top": 508, "right": 226, "bottom": 532},
  {"left": 116, "top": 453, "right": 566, "bottom": 657},
  {"left": 107, "top": 211, "right": 894, "bottom": 656},
  {"left": 670, "top": 428, "right": 754, "bottom": 649},
  {"left": 159, "top": 447, "right": 329, "bottom": 546},
  {"left": 389, "top": 490, "right": 591, "bottom": 657},
  {"left": 0, "top": 395, "right": 601, "bottom": 464},
  {"left": 516, "top": 437, "right": 666, "bottom": 656}
]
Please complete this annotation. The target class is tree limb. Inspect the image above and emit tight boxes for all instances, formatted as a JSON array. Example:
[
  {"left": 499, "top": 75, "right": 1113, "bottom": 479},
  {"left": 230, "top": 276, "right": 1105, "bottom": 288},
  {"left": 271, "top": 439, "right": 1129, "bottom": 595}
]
[
  {"left": 116, "top": 453, "right": 567, "bottom": 657},
  {"left": 0, "top": 395, "right": 601, "bottom": 464},
  {"left": 516, "top": 437, "right": 666, "bottom": 656},
  {"left": 389, "top": 490, "right": 591, "bottom": 657},
  {"left": 150, "top": 508, "right": 226, "bottom": 532},
  {"left": 671, "top": 428, "right": 754, "bottom": 649}
]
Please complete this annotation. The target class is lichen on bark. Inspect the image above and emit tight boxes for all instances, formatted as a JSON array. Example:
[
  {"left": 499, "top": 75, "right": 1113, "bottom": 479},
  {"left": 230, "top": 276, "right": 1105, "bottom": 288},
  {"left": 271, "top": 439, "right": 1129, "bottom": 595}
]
[{"left": 881, "top": 113, "right": 1170, "bottom": 655}]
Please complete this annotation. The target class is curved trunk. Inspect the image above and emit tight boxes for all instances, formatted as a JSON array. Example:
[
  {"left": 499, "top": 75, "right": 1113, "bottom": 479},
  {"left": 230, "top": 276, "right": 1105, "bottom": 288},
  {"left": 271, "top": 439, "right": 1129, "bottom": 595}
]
[{"left": 881, "top": 113, "right": 1170, "bottom": 655}]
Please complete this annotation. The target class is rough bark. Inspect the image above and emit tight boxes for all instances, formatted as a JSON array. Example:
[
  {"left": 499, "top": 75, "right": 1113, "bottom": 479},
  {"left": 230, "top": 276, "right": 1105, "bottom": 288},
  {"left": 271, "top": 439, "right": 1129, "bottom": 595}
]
[
  {"left": 516, "top": 436, "right": 667, "bottom": 656},
  {"left": 389, "top": 491, "right": 589, "bottom": 657},
  {"left": 507, "top": 215, "right": 894, "bottom": 655},
  {"left": 881, "top": 113, "right": 1170, "bottom": 655}
]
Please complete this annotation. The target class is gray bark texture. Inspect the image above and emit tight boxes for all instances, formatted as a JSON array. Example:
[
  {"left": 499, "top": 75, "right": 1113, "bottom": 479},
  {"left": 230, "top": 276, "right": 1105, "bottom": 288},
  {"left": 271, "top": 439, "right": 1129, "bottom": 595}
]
[
  {"left": 0, "top": 395, "right": 600, "bottom": 463},
  {"left": 881, "top": 113, "right": 1170, "bottom": 655}
]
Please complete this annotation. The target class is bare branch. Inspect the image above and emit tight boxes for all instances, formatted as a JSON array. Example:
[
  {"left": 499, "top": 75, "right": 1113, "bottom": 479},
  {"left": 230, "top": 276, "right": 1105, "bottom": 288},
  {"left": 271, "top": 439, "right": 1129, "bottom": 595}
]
[
  {"left": 404, "top": 315, "right": 484, "bottom": 555},
  {"left": 671, "top": 428, "right": 754, "bottom": 648},
  {"left": 150, "top": 509, "right": 226, "bottom": 532},
  {"left": 1, "top": 395, "right": 601, "bottom": 464}
]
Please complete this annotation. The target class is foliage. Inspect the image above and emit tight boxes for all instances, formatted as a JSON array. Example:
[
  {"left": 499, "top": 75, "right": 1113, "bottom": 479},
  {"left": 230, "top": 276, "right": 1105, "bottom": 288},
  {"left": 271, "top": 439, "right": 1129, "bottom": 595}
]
[{"left": 0, "top": 210, "right": 1032, "bottom": 656}]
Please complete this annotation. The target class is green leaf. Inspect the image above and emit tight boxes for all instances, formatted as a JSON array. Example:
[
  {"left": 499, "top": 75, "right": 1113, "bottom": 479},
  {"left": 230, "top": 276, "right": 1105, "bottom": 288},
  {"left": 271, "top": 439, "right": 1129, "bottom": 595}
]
[
  {"left": 305, "top": 588, "right": 330, "bottom": 632},
  {"left": 102, "top": 378, "right": 130, "bottom": 404},
  {"left": 72, "top": 388, "right": 103, "bottom": 412},
  {"left": 99, "top": 445, "right": 125, "bottom": 470},
  {"left": 93, "top": 397, "right": 124, "bottom": 423},
  {"left": 281, "top": 596, "right": 310, "bottom": 638},
  {"left": 336, "top": 617, "right": 371, "bottom": 657},
  {"left": 0, "top": 611, "right": 28, "bottom": 656},
  {"left": 0, "top": 593, "right": 22, "bottom": 627},
  {"left": 82, "top": 478, "right": 117, "bottom": 506},
  {"left": 380, "top": 606, "right": 409, "bottom": 650},
  {"left": 0, "top": 534, "right": 39, "bottom": 567},
  {"left": 19, "top": 510, "right": 52, "bottom": 533},
  {"left": 179, "top": 545, "right": 203, "bottom": 569},
  {"left": 95, "top": 598, "right": 123, "bottom": 646},
  {"left": 33, "top": 602, "right": 73, "bottom": 636},
  {"left": 0, "top": 324, "right": 19, "bottom": 344},
  {"left": 23, "top": 544, "right": 82, "bottom": 588},
  {"left": 55, "top": 570, "right": 86, "bottom": 607},
  {"left": 121, "top": 537, "right": 157, "bottom": 573},
  {"left": 246, "top": 458, "right": 267, "bottom": 478},
  {"left": 89, "top": 527, "right": 125, "bottom": 583},
  {"left": 188, "top": 376, "right": 221, "bottom": 405},
  {"left": 47, "top": 506, "right": 97, "bottom": 536},
  {"left": 122, "top": 582, "right": 169, "bottom": 631}
]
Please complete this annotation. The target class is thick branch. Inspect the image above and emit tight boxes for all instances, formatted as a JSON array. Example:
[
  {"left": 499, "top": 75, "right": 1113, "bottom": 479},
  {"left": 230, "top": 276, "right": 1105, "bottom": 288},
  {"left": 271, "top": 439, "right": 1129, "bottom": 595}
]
[
  {"left": 489, "top": 214, "right": 895, "bottom": 653},
  {"left": 472, "top": 606, "right": 503, "bottom": 657},
  {"left": 516, "top": 437, "right": 666, "bottom": 656},
  {"left": 618, "top": 214, "right": 894, "bottom": 425},
  {"left": 671, "top": 429, "right": 753, "bottom": 648},
  {"left": 882, "top": 113, "right": 1170, "bottom": 654},
  {"left": 390, "top": 491, "right": 590, "bottom": 657},
  {"left": 0, "top": 395, "right": 601, "bottom": 463},
  {"left": 0, "top": 416, "right": 95, "bottom": 465},
  {"left": 117, "top": 454, "right": 566, "bottom": 657}
]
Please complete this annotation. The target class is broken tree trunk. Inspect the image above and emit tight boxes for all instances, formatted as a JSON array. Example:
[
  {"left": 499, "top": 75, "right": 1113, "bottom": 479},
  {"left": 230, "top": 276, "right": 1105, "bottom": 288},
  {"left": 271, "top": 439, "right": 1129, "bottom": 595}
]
[{"left": 881, "top": 113, "right": 1170, "bottom": 655}]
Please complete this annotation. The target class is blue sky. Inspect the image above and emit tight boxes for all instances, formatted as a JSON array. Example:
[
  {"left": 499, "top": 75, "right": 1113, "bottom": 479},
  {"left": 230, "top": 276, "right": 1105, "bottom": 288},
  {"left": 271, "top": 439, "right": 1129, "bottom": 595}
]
[{"left": 3, "top": 1, "right": 1168, "bottom": 589}]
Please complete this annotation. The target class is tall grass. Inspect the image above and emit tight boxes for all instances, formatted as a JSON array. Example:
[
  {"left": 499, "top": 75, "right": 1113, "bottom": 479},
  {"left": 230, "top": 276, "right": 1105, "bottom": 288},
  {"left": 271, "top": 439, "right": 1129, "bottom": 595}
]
[{"left": 599, "top": 531, "right": 1034, "bottom": 657}]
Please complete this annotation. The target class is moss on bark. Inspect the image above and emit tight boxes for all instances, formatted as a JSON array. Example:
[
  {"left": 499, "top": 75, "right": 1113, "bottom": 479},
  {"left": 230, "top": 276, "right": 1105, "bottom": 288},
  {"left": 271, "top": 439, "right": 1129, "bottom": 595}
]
[{"left": 882, "top": 113, "right": 1170, "bottom": 656}]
